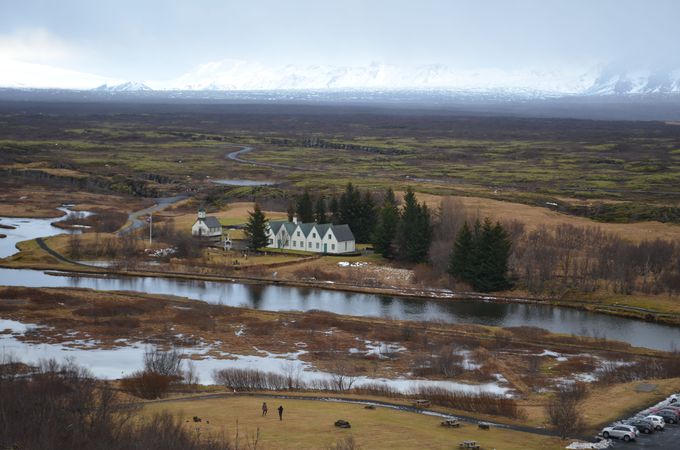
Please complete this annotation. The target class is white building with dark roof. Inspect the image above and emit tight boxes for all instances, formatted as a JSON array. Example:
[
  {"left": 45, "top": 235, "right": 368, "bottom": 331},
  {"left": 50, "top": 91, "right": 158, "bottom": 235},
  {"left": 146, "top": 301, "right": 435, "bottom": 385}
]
[
  {"left": 191, "top": 208, "right": 223, "bottom": 245},
  {"left": 266, "top": 217, "right": 356, "bottom": 254}
]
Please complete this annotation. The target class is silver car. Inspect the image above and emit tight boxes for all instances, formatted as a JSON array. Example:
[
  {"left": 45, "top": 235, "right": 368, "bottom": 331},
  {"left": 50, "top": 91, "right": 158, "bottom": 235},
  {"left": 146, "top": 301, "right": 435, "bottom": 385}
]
[
  {"left": 644, "top": 414, "right": 666, "bottom": 431},
  {"left": 601, "top": 425, "right": 637, "bottom": 442}
]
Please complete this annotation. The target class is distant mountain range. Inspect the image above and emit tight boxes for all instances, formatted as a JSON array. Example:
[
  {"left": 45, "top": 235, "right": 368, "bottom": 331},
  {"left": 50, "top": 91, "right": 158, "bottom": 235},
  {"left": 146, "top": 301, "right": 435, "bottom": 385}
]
[
  {"left": 585, "top": 69, "right": 680, "bottom": 95},
  {"left": 3, "top": 62, "right": 680, "bottom": 98},
  {"left": 93, "top": 81, "right": 153, "bottom": 92},
  {"left": 89, "top": 64, "right": 680, "bottom": 98}
]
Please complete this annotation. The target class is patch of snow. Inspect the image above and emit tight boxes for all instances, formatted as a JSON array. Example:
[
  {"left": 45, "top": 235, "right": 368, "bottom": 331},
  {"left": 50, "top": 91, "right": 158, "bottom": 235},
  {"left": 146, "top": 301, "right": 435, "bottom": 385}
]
[
  {"left": 566, "top": 439, "right": 612, "bottom": 449},
  {"left": 337, "top": 261, "right": 368, "bottom": 268}
]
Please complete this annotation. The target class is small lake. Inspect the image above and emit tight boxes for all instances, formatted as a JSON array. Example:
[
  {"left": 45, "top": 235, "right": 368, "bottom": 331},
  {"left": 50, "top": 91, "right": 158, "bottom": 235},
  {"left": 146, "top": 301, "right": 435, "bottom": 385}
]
[
  {"left": 211, "top": 179, "right": 276, "bottom": 186},
  {"left": 1, "top": 267, "right": 680, "bottom": 351}
]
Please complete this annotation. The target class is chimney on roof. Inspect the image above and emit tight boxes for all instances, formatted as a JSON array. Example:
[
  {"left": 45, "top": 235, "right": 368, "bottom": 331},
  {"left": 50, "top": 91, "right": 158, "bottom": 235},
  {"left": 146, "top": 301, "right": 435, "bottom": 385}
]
[{"left": 292, "top": 215, "right": 298, "bottom": 224}]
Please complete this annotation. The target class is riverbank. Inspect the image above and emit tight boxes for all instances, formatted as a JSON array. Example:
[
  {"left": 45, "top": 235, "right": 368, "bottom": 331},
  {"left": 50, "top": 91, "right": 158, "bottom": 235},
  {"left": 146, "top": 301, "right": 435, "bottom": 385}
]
[{"left": 3, "top": 245, "right": 680, "bottom": 328}]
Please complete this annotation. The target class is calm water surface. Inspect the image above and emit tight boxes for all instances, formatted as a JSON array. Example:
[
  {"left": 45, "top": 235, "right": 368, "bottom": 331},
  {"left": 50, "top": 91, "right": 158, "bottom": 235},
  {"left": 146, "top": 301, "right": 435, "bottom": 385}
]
[{"left": 1, "top": 213, "right": 680, "bottom": 352}]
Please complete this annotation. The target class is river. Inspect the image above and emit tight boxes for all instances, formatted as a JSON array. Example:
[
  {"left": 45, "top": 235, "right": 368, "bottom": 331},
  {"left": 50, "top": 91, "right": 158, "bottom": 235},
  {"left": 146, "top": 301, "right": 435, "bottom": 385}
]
[{"left": 1, "top": 212, "right": 680, "bottom": 351}]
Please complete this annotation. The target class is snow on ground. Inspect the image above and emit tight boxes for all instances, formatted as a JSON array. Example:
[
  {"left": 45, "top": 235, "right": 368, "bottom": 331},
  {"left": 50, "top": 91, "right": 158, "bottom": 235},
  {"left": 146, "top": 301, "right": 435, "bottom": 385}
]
[
  {"left": 337, "top": 261, "right": 368, "bottom": 268},
  {"left": 538, "top": 349, "right": 569, "bottom": 362},
  {"left": 363, "top": 340, "right": 407, "bottom": 359},
  {"left": 566, "top": 440, "right": 612, "bottom": 449},
  {"left": 0, "top": 319, "right": 513, "bottom": 394}
]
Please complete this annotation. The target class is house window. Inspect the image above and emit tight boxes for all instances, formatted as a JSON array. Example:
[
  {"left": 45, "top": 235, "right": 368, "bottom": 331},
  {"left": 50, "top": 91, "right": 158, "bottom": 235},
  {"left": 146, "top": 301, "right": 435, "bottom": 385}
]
[
  {"left": 308, "top": 242, "right": 312, "bottom": 248},
  {"left": 297, "top": 231, "right": 300, "bottom": 236},
  {"left": 268, "top": 239, "right": 273, "bottom": 244},
  {"left": 316, "top": 242, "right": 319, "bottom": 249},
  {"left": 292, "top": 241, "right": 296, "bottom": 247},
  {"left": 332, "top": 244, "right": 335, "bottom": 250},
  {"left": 312, "top": 232, "right": 316, "bottom": 238}
]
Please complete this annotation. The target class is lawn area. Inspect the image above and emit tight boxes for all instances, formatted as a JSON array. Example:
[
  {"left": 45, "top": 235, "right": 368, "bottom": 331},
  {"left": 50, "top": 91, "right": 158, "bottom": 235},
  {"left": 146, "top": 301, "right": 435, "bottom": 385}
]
[{"left": 142, "top": 395, "right": 566, "bottom": 450}]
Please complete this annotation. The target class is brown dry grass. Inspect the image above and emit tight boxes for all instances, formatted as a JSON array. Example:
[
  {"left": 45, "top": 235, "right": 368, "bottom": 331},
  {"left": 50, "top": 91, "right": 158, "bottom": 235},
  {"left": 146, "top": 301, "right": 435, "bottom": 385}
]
[
  {"left": 142, "top": 395, "right": 566, "bottom": 450},
  {"left": 158, "top": 202, "right": 287, "bottom": 230},
  {"left": 0, "top": 185, "right": 150, "bottom": 218},
  {"left": 407, "top": 192, "right": 680, "bottom": 243}
]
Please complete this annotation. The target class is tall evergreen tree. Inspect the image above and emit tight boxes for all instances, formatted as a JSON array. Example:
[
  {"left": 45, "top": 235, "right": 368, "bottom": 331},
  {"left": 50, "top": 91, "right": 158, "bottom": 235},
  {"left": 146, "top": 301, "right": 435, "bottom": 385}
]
[
  {"left": 448, "top": 218, "right": 512, "bottom": 292},
  {"left": 286, "top": 201, "right": 295, "bottom": 222},
  {"left": 339, "top": 183, "right": 362, "bottom": 236},
  {"left": 396, "top": 187, "right": 432, "bottom": 262},
  {"left": 296, "top": 189, "right": 314, "bottom": 223},
  {"left": 372, "top": 191, "right": 399, "bottom": 258},
  {"left": 448, "top": 221, "right": 474, "bottom": 279},
  {"left": 329, "top": 196, "right": 340, "bottom": 224},
  {"left": 314, "top": 196, "right": 327, "bottom": 223},
  {"left": 355, "top": 190, "right": 376, "bottom": 242},
  {"left": 244, "top": 203, "right": 269, "bottom": 251}
]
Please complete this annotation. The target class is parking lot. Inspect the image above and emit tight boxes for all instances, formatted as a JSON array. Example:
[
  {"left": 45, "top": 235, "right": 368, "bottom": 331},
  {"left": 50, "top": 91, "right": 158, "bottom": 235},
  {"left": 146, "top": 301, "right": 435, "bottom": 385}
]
[{"left": 609, "top": 423, "right": 679, "bottom": 448}]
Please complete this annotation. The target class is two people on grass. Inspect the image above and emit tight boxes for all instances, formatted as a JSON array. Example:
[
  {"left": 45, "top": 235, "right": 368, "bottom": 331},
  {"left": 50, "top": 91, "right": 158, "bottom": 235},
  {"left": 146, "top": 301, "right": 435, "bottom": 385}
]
[{"left": 262, "top": 402, "right": 284, "bottom": 420}]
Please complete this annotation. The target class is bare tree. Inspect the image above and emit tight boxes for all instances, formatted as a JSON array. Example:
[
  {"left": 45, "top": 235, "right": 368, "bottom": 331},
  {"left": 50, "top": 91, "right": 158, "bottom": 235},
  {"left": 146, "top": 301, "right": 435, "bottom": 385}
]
[
  {"left": 144, "top": 346, "right": 184, "bottom": 377},
  {"left": 546, "top": 384, "right": 586, "bottom": 439}
]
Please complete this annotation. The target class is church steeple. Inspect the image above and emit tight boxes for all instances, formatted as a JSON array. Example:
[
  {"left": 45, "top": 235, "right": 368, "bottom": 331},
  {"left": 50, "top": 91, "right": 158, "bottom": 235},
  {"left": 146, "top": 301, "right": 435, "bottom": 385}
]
[{"left": 198, "top": 207, "right": 206, "bottom": 220}]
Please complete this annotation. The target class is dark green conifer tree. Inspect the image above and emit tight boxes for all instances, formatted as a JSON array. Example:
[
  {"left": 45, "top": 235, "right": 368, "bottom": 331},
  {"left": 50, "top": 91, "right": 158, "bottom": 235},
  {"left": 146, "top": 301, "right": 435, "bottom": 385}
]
[
  {"left": 314, "top": 196, "right": 327, "bottom": 223},
  {"left": 296, "top": 189, "right": 314, "bottom": 223},
  {"left": 372, "top": 190, "right": 399, "bottom": 258},
  {"left": 244, "top": 203, "right": 269, "bottom": 251}
]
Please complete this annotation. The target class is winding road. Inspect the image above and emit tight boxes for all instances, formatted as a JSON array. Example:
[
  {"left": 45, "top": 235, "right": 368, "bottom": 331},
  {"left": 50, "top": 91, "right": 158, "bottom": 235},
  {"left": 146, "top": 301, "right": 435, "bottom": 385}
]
[
  {"left": 116, "top": 195, "right": 188, "bottom": 236},
  {"left": 225, "top": 144, "right": 321, "bottom": 172}
]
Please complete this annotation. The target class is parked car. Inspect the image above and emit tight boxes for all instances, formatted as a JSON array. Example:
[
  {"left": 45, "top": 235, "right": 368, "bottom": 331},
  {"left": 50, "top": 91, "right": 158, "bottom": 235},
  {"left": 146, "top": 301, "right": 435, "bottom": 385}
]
[
  {"left": 617, "top": 424, "right": 640, "bottom": 437},
  {"left": 653, "top": 410, "right": 678, "bottom": 424},
  {"left": 643, "top": 415, "right": 666, "bottom": 431},
  {"left": 669, "top": 394, "right": 678, "bottom": 404},
  {"left": 653, "top": 406, "right": 680, "bottom": 416},
  {"left": 628, "top": 419, "right": 654, "bottom": 434},
  {"left": 601, "top": 425, "right": 637, "bottom": 441}
]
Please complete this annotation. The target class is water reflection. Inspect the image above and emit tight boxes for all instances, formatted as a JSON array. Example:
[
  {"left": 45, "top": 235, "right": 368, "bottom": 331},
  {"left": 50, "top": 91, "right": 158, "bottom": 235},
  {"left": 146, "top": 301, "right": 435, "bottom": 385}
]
[{"left": 1, "top": 267, "right": 679, "bottom": 351}]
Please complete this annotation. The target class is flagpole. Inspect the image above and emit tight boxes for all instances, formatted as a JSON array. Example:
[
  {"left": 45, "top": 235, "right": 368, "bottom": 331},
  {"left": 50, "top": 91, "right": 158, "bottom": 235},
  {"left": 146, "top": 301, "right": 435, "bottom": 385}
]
[{"left": 149, "top": 213, "right": 153, "bottom": 244}]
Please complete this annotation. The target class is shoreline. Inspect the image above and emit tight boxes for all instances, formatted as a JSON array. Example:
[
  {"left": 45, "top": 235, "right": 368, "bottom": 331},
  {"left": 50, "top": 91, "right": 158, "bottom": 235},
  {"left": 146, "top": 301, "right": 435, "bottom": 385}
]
[{"left": 2, "top": 258, "right": 679, "bottom": 327}]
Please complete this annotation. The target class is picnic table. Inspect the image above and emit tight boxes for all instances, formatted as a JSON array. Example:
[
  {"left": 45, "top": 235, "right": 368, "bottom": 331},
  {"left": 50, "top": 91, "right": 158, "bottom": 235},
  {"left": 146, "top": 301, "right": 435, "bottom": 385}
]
[
  {"left": 459, "top": 440, "right": 480, "bottom": 450},
  {"left": 440, "top": 419, "right": 461, "bottom": 428}
]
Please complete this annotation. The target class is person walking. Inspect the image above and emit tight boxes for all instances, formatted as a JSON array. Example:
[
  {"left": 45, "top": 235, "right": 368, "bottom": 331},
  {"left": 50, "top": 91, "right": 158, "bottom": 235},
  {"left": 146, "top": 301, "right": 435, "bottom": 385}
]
[
  {"left": 262, "top": 402, "right": 268, "bottom": 416},
  {"left": 278, "top": 405, "right": 284, "bottom": 421}
]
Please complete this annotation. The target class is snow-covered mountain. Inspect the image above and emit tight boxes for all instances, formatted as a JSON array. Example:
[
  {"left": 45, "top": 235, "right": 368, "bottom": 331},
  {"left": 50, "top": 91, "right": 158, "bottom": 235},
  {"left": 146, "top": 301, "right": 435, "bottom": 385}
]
[
  {"left": 30, "top": 63, "right": 680, "bottom": 97},
  {"left": 585, "top": 68, "right": 680, "bottom": 95},
  {"left": 93, "top": 81, "right": 153, "bottom": 92},
  {"left": 156, "top": 61, "right": 598, "bottom": 96}
]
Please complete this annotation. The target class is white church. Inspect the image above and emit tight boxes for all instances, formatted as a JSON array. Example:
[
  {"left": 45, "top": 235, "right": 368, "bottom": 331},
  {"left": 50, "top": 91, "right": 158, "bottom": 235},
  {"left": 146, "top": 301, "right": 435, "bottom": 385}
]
[
  {"left": 266, "top": 217, "right": 356, "bottom": 254},
  {"left": 191, "top": 208, "right": 224, "bottom": 246}
]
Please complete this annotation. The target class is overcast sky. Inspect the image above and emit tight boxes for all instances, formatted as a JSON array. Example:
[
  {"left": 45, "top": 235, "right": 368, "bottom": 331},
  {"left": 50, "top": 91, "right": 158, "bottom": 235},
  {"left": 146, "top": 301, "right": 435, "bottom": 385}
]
[{"left": 1, "top": 0, "right": 679, "bottom": 88}]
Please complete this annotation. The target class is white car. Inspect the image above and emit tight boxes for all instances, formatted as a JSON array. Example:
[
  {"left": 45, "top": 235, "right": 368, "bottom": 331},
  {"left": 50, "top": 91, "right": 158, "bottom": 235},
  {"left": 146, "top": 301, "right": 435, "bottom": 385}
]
[
  {"left": 670, "top": 394, "right": 678, "bottom": 404},
  {"left": 601, "top": 425, "right": 637, "bottom": 442},
  {"left": 643, "top": 415, "right": 666, "bottom": 431}
]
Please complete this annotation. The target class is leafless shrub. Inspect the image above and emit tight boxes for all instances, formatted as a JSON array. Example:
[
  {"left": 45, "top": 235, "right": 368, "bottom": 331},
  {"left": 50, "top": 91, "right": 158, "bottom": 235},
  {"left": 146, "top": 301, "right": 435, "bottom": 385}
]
[
  {"left": 144, "top": 346, "right": 184, "bottom": 377},
  {"left": 546, "top": 383, "right": 586, "bottom": 439},
  {"left": 120, "top": 370, "right": 175, "bottom": 399},
  {"left": 0, "top": 358, "right": 227, "bottom": 449},
  {"left": 415, "top": 386, "right": 524, "bottom": 419}
]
